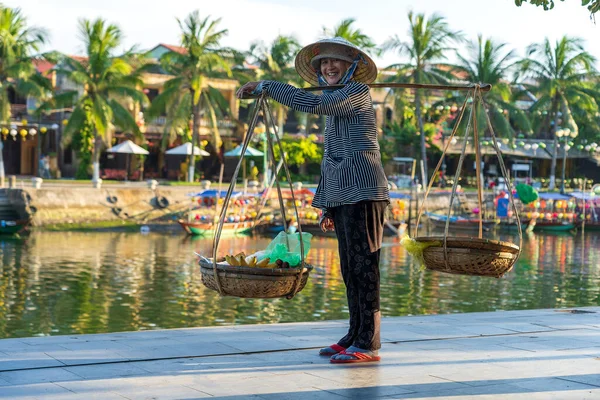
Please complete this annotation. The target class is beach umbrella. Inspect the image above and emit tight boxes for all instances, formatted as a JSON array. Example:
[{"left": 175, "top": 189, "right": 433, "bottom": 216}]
[
  {"left": 165, "top": 142, "right": 210, "bottom": 156},
  {"left": 224, "top": 145, "right": 264, "bottom": 157},
  {"left": 106, "top": 140, "right": 149, "bottom": 180},
  {"left": 224, "top": 145, "right": 264, "bottom": 182}
]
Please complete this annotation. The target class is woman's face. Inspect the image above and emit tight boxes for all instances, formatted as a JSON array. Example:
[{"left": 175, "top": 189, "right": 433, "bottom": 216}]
[{"left": 320, "top": 58, "right": 351, "bottom": 85}]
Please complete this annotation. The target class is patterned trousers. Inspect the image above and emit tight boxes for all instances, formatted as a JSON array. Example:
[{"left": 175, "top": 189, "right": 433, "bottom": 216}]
[{"left": 332, "top": 201, "right": 386, "bottom": 351}]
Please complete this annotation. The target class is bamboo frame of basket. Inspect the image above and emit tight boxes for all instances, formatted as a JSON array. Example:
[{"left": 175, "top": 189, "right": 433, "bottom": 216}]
[
  {"left": 206, "top": 94, "right": 311, "bottom": 299},
  {"left": 414, "top": 85, "right": 523, "bottom": 277}
]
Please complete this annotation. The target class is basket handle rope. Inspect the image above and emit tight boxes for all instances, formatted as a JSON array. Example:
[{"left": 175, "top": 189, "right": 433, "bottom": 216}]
[
  {"left": 413, "top": 85, "right": 523, "bottom": 272},
  {"left": 442, "top": 89, "right": 477, "bottom": 271},
  {"left": 415, "top": 90, "right": 473, "bottom": 236},
  {"left": 477, "top": 90, "right": 523, "bottom": 255},
  {"left": 211, "top": 95, "right": 263, "bottom": 295},
  {"left": 261, "top": 97, "right": 307, "bottom": 299}
]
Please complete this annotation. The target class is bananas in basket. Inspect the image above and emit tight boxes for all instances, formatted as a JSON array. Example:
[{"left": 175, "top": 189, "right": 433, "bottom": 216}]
[{"left": 222, "top": 252, "right": 292, "bottom": 269}]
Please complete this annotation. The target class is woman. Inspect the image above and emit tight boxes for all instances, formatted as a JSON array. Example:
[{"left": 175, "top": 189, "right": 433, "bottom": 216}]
[{"left": 237, "top": 37, "right": 389, "bottom": 364}]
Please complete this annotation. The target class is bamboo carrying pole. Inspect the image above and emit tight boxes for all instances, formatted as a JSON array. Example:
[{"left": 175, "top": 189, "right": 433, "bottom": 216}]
[{"left": 239, "top": 82, "right": 492, "bottom": 99}]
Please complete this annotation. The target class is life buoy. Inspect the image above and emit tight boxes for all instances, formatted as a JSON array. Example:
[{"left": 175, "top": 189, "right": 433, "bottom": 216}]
[{"left": 156, "top": 196, "right": 169, "bottom": 209}]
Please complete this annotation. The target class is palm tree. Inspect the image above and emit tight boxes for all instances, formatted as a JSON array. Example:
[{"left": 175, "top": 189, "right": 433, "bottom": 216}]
[
  {"left": 0, "top": 5, "right": 49, "bottom": 182},
  {"left": 383, "top": 12, "right": 463, "bottom": 186},
  {"left": 148, "top": 11, "right": 233, "bottom": 183},
  {"left": 322, "top": 18, "right": 378, "bottom": 54},
  {"left": 517, "top": 36, "right": 599, "bottom": 190},
  {"left": 248, "top": 35, "right": 301, "bottom": 134},
  {"left": 56, "top": 18, "right": 147, "bottom": 182},
  {"left": 451, "top": 35, "right": 531, "bottom": 138}
]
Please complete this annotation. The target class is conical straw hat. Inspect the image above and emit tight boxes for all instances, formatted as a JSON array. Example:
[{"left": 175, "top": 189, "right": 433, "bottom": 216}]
[{"left": 294, "top": 37, "right": 378, "bottom": 86}]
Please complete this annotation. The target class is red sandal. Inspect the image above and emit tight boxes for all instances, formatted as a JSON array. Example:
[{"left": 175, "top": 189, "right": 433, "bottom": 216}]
[
  {"left": 319, "top": 344, "right": 346, "bottom": 356},
  {"left": 330, "top": 349, "right": 381, "bottom": 363}
]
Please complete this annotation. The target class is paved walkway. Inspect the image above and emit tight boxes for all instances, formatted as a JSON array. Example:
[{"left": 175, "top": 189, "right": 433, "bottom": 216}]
[{"left": 1, "top": 307, "right": 599, "bottom": 399}]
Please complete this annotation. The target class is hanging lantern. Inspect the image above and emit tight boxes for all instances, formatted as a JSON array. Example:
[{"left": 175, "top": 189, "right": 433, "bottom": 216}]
[
  {"left": 40, "top": 127, "right": 47, "bottom": 134},
  {"left": 29, "top": 128, "right": 37, "bottom": 137},
  {"left": 21, "top": 119, "right": 27, "bottom": 126},
  {"left": 62, "top": 119, "right": 69, "bottom": 126},
  {"left": 19, "top": 129, "right": 28, "bottom": 140},
  {"left": 539, "top": 143, "right": 547, "bottom": 149},
  {"left": 518, "top": 141, "right": 525, "bottom": 147},
  {"left": 10, "top": 129, "right": 17, "bottom": 140},
  {"left": 585, "top": 145, "right": 591, "bottom": 151},
  {"left": 532, "top": 143, "right": 539, "bottom": 150},
  {"left": 1, "top": 127, "right": 8, "bottom": 140},
  {"left": 524, "top": 144, "right": 531, "bottom": 150}
]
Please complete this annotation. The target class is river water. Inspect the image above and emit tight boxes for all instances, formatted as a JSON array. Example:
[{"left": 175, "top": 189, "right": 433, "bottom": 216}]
[{"left": 0, "top": 230, "right": 598, "bottom": 338}]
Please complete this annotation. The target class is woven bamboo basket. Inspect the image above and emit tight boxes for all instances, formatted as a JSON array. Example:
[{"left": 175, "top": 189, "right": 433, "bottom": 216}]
[
  {"left": 409, "top": 86, "right": 522, "bottom": 278},
  {"left": 415, "top": 236, "right": 520, "bottom": 278},
  {"left": 199, "top": 259, "right": 313, "bottom": 298},
  {"left": 198, "top": 95, "right": 314, "bottom": 299}
]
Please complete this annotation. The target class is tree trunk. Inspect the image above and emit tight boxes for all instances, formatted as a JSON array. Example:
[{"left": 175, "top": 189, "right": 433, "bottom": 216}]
[
  {"left": 189, "top": 93, "right": 201, "bottom": 183},
  {"left": 548, "top": 98, "right": 560, "bottom": 191},
  {"left": 92, "top": 128, "right": 100, "bottom": 182},
  {"left": 414, "top": 90, "right": 428, "bottom": 187}
]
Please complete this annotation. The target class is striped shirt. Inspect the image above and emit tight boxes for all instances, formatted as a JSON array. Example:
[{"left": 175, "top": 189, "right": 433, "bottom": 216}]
[{"left": 258, "top": 80, "right": 390, "bottom": 211}]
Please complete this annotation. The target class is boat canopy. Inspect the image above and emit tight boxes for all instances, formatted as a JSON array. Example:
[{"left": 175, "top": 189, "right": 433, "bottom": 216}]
[{"left": 187, "top": 189, "right": 244, "bottom": 198}]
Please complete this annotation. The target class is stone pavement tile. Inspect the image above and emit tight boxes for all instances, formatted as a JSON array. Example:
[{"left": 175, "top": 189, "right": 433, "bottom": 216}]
[
  {"left": 0, "top": 367, "right": 83, "bottom": 385},
  {"left": 55, "top": 340, "right": 136, "bottom": 352},
  {"left": 221, "top": 339, "right": 302, "bottom": 353},
  {"left": 306, "top": 365, "right": 464, "bottom": 397},
  {"left": 497, "top": 338, "right": 599, "bottom": 352},
  {"left": 0, "top": 382, "right": 74, "bottom": 399},
  {"left": 382, "top": 329, "right": 432, "bottom": 343},
  {"left": 428, "top": 362, "right": 522, "bottom": 387},
  {"left": 113, "top": 341, "right": 239, "bottom": 361},
  {"left": 64, "top": 363, "right": 149, "bottom": 379},
  {"left": 557, "top": 373, "right": 600, "bottom": 388},
  {"left": 0, "top": 340, "right": 29, "bottom": 353},
  {"left": 0, "top": 352, "right": 64, "bottom": 371},
  {"left": 128, "top": 357, "right": 215, "bottom": 374},
  {"left": 1, "top": 343, "right": 74, "bottom": 355},
  {"left": 511, "top": 376, "right": 598, "bottom": 392},
  {"left": 112, "top": 337, "right": 188, "bottom": 349},
  {"left": 531, "top": 328, "right": 600, "bottom": 344},
  {"left": 490, "top": 354, "right": 600, "bottom": 378},
  {"left": 170, "top": 330, "right": 288, "bottom": 344},
  {"left": 385, "top": 382, "right": 534, "bottom": 399},
  {"left": 104, "top": 380, "right": 212, "bottom": 400},
  {"left": 42, "top": 349, "right": 127, "bottom": 366},
  {"left": 187, "top": 371, "right": 351, "bottom": 399}
]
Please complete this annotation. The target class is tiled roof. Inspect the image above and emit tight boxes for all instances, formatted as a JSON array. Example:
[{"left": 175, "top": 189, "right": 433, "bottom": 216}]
[
  {"left": 33, "top": 58, "right": 55, "bottom": 75},
  {"left": 160, "top": 43, "right": 187, "bottom": 55}
]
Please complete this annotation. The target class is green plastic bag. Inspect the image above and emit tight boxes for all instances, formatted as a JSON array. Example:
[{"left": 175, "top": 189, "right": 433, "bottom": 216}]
[
  {"left": 261, "top": 231, "right": 312, "bottom": 267},
  {"left": 516, "top": 183, "right": 539, "bottom": 205}
]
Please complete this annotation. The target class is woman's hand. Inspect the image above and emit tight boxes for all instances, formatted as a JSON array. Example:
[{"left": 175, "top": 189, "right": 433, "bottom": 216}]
[
  {"left": 236, "top": 82, "right": 260, "bottom": 99},
  {"left": 320, "top": 215, "right": 335, "bottom": 233}
]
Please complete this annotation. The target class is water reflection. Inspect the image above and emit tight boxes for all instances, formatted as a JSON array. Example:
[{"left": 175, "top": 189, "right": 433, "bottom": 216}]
[{"left": 0, "top": 230, "right": 599, "bottom": 338}]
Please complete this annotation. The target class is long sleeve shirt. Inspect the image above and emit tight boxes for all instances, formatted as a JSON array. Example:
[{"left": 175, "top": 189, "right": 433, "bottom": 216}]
[{"left": 256, "top": 80, "right": 390, "bottom": 211}]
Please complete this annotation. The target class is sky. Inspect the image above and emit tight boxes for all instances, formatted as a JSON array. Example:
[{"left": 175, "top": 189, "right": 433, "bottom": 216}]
[{"left": 8, "top": 0, "right": 600, "bottom": 70}]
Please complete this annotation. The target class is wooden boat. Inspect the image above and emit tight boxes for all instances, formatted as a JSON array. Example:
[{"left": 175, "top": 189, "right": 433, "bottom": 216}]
[
  {"left": 531, "top": 220, "right": 576, "bottom": 232},
  {"left": 579, "top": 222, "right": 600, "bottom": 231},
  {"left": 496, "top": 219, "right": 535, "bottom": 233},
  {"left": 0, "top": 218, "right": 31, "bottom": 235},
  {"left": 178, "top": 219, "right": 254, "bottom": 236},
  {"left": 425, "top": 212, "right": 496, "bottom": 232}
]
